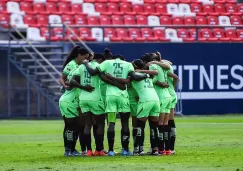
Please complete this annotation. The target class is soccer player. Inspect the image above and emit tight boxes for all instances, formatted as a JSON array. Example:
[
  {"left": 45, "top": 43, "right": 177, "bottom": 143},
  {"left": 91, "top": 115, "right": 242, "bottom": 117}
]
[
  {"left": 59, "top": 46, "right": 90, "bottom": 156},
  {"left": 83, "top": 54, "right": 149, "bottom": 156},
  {"left": 154, "top": 52, "right": 179, "bottom": 154},
  {"left": 142, "top": 53, "right": 172, "bottom": 155},
  {"left": 71, "top": 53, "right": 125, "bottom": 156},
  {"left": 131, "top": 59, "right": 161, "bottom": 155}
]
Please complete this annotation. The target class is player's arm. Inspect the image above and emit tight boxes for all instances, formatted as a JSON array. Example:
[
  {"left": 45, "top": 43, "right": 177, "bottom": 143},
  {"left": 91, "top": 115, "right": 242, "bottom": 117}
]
[
  {"left": 83, "top": 62, "right": 100, "bottom": 76},
  {"left": 148, "top": 61, "right": 170, "bottom": 70},
  {"left": 162, "top": 60, "right": 173, "bottom": 65},
  {"left": 99, "top": 73, "right": 126, "bottom": 90},
  {"left": 168, "top": 72, "right": 179, "bottom": 89},
  {"left": 129, "top": 71, "right": 151, "bottom": 81},
  {"left": 105, "top": 73, "right": 131, "bottom": 84},
  {"left": 154, "top": 80, "right": 169, "bottom": 88},
  {"left": 135, "top": 69, "right": 158, "bottom": 76},
  {"left": 70, "top": 75, "right": 94, "bottom": 92}
]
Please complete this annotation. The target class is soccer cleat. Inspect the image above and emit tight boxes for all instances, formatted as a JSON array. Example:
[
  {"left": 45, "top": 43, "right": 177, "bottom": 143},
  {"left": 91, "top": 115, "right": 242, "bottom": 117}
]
[
  {"left": 102, "top": 149, "right": 108, "bottom": 154},
  {"left": 165, "top": 150, "right": 171, "bottom": 155},
  {"left": 108, "top": 151, "right": 115, "bottom": 156},
  {"left": 133, "top": 151, "right": 144, "bottom": 156},
  {"left": 170, "top": 150, "right": 176, "bottom": 155},
  {"left": 64, "top": 151, "right": 72, "bottom": 157},
  {"left": 126, "top": 151, "right": 133, "bottom": 156},
  {"left": 72, "top": 150, "right": 81, "bottom": 156},
  {"left": 99, "top": 151, "right": 107, "bottom": 156},
  {"left": 151, "top": 151, "right": 160, "bottom": 156},
  {"left": 93, "top": 150, "right": 100, "bottom": 156},
  {"left": 82, "top": 150, "right": 87, "bottom": 156},
  {"left": 87, "top": 150, "right": 93, "bottom": 157},
  {"left": 160, "top": 150, "right": 166, "bottom": 156},
  {"left": 121, "top": 150, "right": 128, "bottom": 156}
]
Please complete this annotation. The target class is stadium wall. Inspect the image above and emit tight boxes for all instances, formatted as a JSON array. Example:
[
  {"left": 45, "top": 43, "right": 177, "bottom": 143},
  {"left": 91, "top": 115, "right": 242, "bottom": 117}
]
[{"left": 0, "top": 43, "right": 243, "bottom": 117}]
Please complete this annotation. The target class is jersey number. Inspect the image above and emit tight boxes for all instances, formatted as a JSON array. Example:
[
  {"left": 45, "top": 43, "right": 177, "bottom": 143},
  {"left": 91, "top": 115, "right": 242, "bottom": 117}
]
[
  {"left": 113, "top": 63, "right": 123, "bottom": 75},
  {"left": 84, "top": 71, "right": 91, "bottom": 84},
  {"left": 144, "top": 78, "right": 153, "bottom": 88}
]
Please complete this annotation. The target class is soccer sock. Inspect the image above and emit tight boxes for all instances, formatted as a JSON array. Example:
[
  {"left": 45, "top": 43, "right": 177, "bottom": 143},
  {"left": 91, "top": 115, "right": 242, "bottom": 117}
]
[
  {"left": 140, "top": 126, "right": 145, "bottom": 152},
  {"left": 93, "top": 124, "right": 98, "bottom": 141},
  {"left": 164, "top": 125, "right": 170, "bottom": 151},
  {"left": 84, "top": 133, "right": 92, "bottom": 151},
  {"left": 132, "top": 127, "right": 138, "bottom": 152},
  {"left": 135, "top": 120, "right": 145, "bottom": 153},
  {"left": 121, "top": 130, "right": 130, "bottom": 151},
  {"left": 79, "top": 126, "right": 86, "bottom": 152},
  {"left": 158, "top": 125, "right": 164, "bottom": 151},
  {"left": 107, "top": 123, "right": 115, "bottom": 152},
  {"left": 169, "top": 120, "right": 176, "bottom": 151},
  {"left": 65, "top": 129, "right": 75, "bottom": 152},
  {"left": 95, "top": 134, "right": 103, "bottom": 151},
  {"left": 150, "top": 121, "right": 159, "bottom": 153},
  {"left": 63, "top": 127, "right": 68, "bottom": 151}
]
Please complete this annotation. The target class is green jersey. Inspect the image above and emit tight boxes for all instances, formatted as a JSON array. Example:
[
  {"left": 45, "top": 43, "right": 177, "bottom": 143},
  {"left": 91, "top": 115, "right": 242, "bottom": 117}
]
[
  {"left": 149, "top": 64, "right": 171, "bottom": 99},
  {"left": 59, "top": 60, "right": 80, "bottom": 105},
  {"left": 132, "top": 78, "right": 159, "bottom": 102},
  {"left": 165, "top": 62, "right": 177, "bottom": 97},
  {"left": 127, "top": 83, "right": 138, "bottom": 104},
  {"left": 74, "top": 61, "right": 102, "bottom": 101},
  {"left": 98, "top": 58, "right": 134, "bottom": 97}
]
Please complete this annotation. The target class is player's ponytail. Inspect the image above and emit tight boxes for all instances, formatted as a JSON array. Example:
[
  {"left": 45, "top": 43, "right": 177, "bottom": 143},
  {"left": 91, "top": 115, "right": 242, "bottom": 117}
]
[
  {"left": 63, "top": 46, "right": 80, "bottom": 70},
  {"left": 104, "top": 48, "right": 113, "bottom": 59}
]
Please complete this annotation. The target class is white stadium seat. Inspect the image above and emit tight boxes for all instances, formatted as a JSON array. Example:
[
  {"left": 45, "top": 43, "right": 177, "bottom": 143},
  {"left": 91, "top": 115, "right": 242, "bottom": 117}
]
[
  {"left": 27, "top": 27, "right": 46, "bottom": 41},
  {"left": 71, "top": 0, "right": 84, "bottom": 4},
  {"left": 167, "top": 4, "right": 184, "bottom": 17},
  {"left": 33, "top": 0, "right": 46, "bottom": 2},
  {"left": 91, "top": 28, "right": 103, "bottom": 42},
  {"left": 219, "top": 16, "right": 231, "bottom": 26},
  {"left": 148, "top": 15, "right": 160, "bottom": 26},
  {"left": 10, "top": 14, "right": 28, "bottom": 28},
  {"left": 179, "top": 4, "right": 196, "bottom": 16},
  {"left": 7, "top": 2, "right": 25, "bottom": 15},
  {"left": 165, "top": 28, "right": 183, "bottom": 42},
  {"left": 49, "top": 15, "right": 62, "bottom": 27},
  {"left": 82, "top": 3, "right": 100, "bottom": 16}
]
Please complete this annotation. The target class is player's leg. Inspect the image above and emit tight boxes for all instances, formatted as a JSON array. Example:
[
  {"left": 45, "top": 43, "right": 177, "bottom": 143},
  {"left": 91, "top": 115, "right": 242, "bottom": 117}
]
[
  {"left": 106, "top": 96, "right": 117, "bottom": 156},
  {"left": 169, "top": 95, "right": 177, "bottom": 154},
  {"left": 130, "top": 103, "right": 138, "bottom": 153},
  {"left": 62, "top": 116, "right": 68, "bottom": 155},
  {"left": 77, "top": 111, "right": 86, "bottom": 154},
  {"left": 158, "top": 112, "right": 165, "bottom": 154},
  {"left": 148, "top": 101, "right": 160, "bottom": 155},
  {"left": 83, "top": 112, "right": 93, "bottom": 156}
]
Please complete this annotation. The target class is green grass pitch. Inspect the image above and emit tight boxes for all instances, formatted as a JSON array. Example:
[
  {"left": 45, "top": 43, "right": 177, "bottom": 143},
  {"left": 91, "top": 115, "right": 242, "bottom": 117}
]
[{"left": 0, "top": 115, "right": 243, "bottom": 171}]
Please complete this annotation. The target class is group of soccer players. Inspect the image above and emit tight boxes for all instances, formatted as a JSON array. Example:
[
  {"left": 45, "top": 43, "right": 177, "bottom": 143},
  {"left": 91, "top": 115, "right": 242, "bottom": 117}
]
[{"left": 59, "top": 46, "right": 179, "bottom": 157}]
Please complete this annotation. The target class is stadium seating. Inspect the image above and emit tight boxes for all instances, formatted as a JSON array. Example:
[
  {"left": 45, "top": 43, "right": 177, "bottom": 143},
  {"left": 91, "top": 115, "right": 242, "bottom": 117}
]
[{"left": 0, "top": 0, "right": 242, "bottom": 42}]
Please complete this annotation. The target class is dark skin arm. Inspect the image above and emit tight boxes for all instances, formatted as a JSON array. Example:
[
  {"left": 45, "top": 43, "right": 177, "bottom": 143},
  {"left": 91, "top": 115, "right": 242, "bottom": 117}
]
[
  {"left": 99, "top": 73, "right": 126, "bottom": 90},
  {"left": 70, "top": 75, "right": 95, "bottom": 92},
  {"left": 105, "top": 74, "right": 131, "bottom": 84},
  {"left": 60, "top": 74, "right": 70, "bottom": 89},
  {"left": 155, "top": 81, "right": 169, "bottom": 88},
  {"left": 135, "top": 69, "right": 158, "bottom": 76},
  {"left": 168, "top": 72, "right": 179, "bottom": 89},
  {"left": 83, "top": 62, "right": 100, "bottom": 76},
  {"left": 147, "top": 61, "right": 170, "bottom": 70},
  {"left": 129, "top": 71, "right": 149, "bottom": 81}
]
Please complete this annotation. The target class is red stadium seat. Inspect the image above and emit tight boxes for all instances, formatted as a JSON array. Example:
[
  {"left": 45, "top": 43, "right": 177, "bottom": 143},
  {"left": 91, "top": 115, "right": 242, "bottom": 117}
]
[
  {"left": 116, "top": 28, "right": 133, "bottom": 42},
  {"left": 79, "top": 28, "right": 96, "bottom": 41},
  {"left": 33, "top": 3, "right": 49, "bottom": 15},
  {"left": 203, "top": 4, "right": 218, "bottom": 16},
  {"left": 59, "top": 2, "right": 74, "bottom": 15},
  {"left": 124, "top": 15, "right": 136, "bottom": 25},
  {"left": 238, "top": 4, "right": 243, "bottom": 13},
  {"left": 120, "top": 2, "right": 135, "bottom": 15},
  {"left": 132, "top": 4, "right": 144, "bottom": 15},
  {"left": 160, "top": 16, "right": 172, "bottom": 25},
  {"left": 87, "top": 16, "right": 100, "bottom": 25},
  {"left": 226, "top": 0, "right": 237, "bottom": 4},
  {"left": 46, "top": 2, "right": 61, "bottom": 15},
  {"left": 107, "top": 3, "right": 123, "bottom": 15},
  {"left": 225, "top": 4, "right": 240, "bottom": 15},
  {"left": 180, "top": 0, "right": 192, "bottom": 4},
  {"left": 190, "top": 3, "right": 206, "bottom": 15},
  {"left": 20, "top": 2, "right": 36, "bottom": 14},
  {"left": 0, "top": 2, "right": 6, "bottom": 13},
  {"left": 144, "top": 3, "right": 159, "bottom": 15},
  {"left": 172, "top": 17, "right": 184, "bottom": 25},
  {"left": 71, "top": 4, "right": 84, "bottom": 14},
  {"left": 100, "top": 15, "right": 111, "bottom": 25},
  {"left": 236, "top": 29, "right": 243, "bottom": 40},
  {"left": 189, "top": 28, "right": 196, "bottom": 39},
  {"left": 74, "top": 15, "right": 87, "bottom": 25},
  {"left": 129, "top": 28, "right": 146, "bottom": 42},
  {"left": 136, "top": 15, "right": 148, "bottom": 25},
  {"left": 214, "top": 0, "right": 226, "bottom": 3},
  {"left": 177, "top": 28, "right": 195, "bottom": 42},
  {"left": 40, "top": 27, "right": 50, "bottom": 40},
  {"left": 184, "top": 16, "right": 196, "bottom": 25},
  {"left": 66, "top": 28, "right": 79, "bottom": 41},
  {"left": 156, "top": 3, "right": 170, "bottom": 15},
  {"left": 196, "top": 16, "right": 207, "bottom": 25},
  {"left": 95, "top": 3, "right": 108, "bottom": 13},
  {"left": 156, "top": 0, "right": 168, "bottom": 3},
  {"left": 214, "top": 4, "right": 229, "bottom": 16},
  {"left": 207, "top": 16, "right": 218, "bottom": 25},
  {"left": 36, "top": 14, "right": 48, "bottom": 27},
  {"left": 144, "top": 0, "right": 156, "bottom": 3},
  {"left": 0, "top": 14, "right": 9, "bottom": 28},
  {"left": 112, "top": 15, "right": 124, "bottom": 25},
  {"left": 104, "top": 28, "right": 121, "bottom": 42},
  {"left": 213, "top": 28, "right": 230, "bottom": 42},
  {"left": 52, "top": 27, "right": 63, "bottom": 41},
  {"left": 141, "top": 28, "right": 154, "bottom": 39},
  {"left": 62, "top": 15, "right": 74, "bottom": 25},
  {"left": 225, "top": 29, "right": 241, "bottom": 42},
  {"left": 24, "top": 15, "right": 38, "bottom": 27},
  {"left": 200, "top": 28, "right": 218, "bottom": 42},
  {"left": 153, "top": 28, "right": 170, "bottom": 41},
  {"left": 230, "top": 16, "right": 242, "bottom": 25}
]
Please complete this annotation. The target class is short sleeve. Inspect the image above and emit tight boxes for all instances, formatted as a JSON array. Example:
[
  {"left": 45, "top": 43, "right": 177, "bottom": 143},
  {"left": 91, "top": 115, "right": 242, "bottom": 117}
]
[
  {"left": 98, "top": 60, "right": 108, "bottom": 72},
  {"left": 63, "top": 63, "right": 72, "bottom": 75},
  {"left": 149, "top": 64, "right": 158, "bottom": 71},
  {"left": 127, "top": 63, "right": 134, "bottom": 73}
]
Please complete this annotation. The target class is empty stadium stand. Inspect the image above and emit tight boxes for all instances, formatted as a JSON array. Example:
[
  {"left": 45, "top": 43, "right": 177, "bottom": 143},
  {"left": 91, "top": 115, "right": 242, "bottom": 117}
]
[{"left": 0, "top": 0, "right": 242, "bottom": 42}]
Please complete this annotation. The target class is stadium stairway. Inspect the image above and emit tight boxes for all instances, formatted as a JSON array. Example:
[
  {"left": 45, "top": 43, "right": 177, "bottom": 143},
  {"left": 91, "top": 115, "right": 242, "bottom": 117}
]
[{"left": 8, "top": 41, "right": 66, "bottom": 108}]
